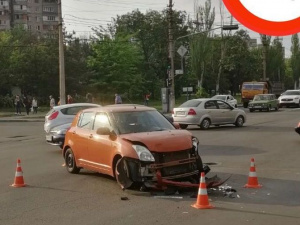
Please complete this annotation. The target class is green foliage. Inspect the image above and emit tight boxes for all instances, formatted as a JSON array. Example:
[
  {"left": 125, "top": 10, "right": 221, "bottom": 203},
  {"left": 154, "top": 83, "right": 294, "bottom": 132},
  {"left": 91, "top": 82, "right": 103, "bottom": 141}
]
[{"left": 195, "top": 87, "right": 209, "bottom": 98}]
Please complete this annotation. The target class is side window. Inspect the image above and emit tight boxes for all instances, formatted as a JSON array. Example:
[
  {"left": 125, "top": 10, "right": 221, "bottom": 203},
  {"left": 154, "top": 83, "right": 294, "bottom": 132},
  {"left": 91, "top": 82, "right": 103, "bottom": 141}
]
[
  {"left": 61, "top": 106, "right": 82, "bottom": 115},
  {"left": 217, "top": 101, "right": 230, "bottom": 109},
  {"left": 204, "top": 101, "right": 217, "bottom": 109},
  {"left": 93, "top": 112, "right": 111, "bottom": 131},
  {"left": 77, "top": 112, "right": 94, "bottom": 129}
]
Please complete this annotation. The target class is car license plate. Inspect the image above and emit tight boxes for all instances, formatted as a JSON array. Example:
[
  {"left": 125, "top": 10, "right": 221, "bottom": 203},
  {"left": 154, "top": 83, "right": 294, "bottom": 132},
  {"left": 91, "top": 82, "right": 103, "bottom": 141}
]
[
  {"left": 176, "top": 111, "right": 185, "bottom": 115},
  {"left": 46, "top": 135, "right": 53, "bottom": 141}
]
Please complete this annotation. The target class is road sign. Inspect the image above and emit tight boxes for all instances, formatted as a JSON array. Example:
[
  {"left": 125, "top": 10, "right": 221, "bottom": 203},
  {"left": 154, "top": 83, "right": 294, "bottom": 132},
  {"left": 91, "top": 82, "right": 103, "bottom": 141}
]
[
  {"left": 177, "top": 45, "right": 188, "bottom": 57},
  {"left": 175, "top": 70, "right": 183, "bottom": 75}
]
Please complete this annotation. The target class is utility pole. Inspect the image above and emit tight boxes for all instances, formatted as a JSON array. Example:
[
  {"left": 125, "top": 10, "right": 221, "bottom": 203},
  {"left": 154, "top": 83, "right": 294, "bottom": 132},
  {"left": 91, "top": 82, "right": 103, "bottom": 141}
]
[
  {"left": 261, "top": 34, "right": 267, "bottom": 81},
  {"left": 58, "top": 0, "right": 66, "bottom": 105},
  {"left": 9, "top": 0, "right": 14, "bottom": 28},
  {"left": 168, "top": 0, "right": 175, "bottom": 112}
]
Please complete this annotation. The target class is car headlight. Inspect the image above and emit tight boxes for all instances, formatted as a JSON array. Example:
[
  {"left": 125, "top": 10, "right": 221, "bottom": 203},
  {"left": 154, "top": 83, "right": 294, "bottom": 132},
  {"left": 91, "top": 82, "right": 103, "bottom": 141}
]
[
  {"left": 132, "top": 145, "right": 155, "bottom": 162},
  {"left": 192, "top": 137, "right": 199, "bottom": 154},
  {"left": 295, "top": 97, "right": 299, "bottom": 100}
]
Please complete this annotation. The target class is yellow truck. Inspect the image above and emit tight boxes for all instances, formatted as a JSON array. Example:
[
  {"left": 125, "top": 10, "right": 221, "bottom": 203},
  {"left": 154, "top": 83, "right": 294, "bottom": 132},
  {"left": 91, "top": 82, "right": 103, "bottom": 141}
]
[{"left": 241, "top": 81, "right": 284, "bottom": 108}]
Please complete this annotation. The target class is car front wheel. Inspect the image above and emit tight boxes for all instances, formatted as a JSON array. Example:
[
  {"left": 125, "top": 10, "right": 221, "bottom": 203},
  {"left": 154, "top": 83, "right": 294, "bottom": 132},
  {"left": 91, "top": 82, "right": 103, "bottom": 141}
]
[
  {"left": 65, "top": 148, "right": 80, "bottom": 174},
  {"left": 235, "top": 116, "right": 244, "bottom": 127},
  {"left": 200, "top": 118, "right": 210, "bottom": 130}
]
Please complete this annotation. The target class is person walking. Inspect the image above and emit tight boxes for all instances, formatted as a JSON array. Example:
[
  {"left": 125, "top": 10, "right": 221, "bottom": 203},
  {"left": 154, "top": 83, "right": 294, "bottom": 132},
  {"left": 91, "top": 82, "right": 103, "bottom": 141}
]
[
  {"left": 115, "top": 93, "right": 122, "bottom": 104},
  {"left": 67, "top": 95, "right": 73, "bottom": 104},
  {"left": 49, "top": 95, "right": 55, "bottom": 109},
  {"left": 32, "top": 97, "right": 38, "bottom": 114},
  {"left": 144, "top": 92, "right": 151, "bottom": 106},
  {"left": 23, "top": 97, "right": 31, "bottom": 115},
  {"left": 14, "top": 95, "right": 22, "bottom": 115}
]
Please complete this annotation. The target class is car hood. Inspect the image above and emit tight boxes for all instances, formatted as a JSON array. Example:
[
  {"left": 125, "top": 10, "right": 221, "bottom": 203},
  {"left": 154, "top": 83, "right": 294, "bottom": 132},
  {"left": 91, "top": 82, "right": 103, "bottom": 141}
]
[
  {"left": 121, "top": 130, "right": 192, "bottom": 152},
  {"left": 279, "top": 95, "right": 299, "bottom": 99}
]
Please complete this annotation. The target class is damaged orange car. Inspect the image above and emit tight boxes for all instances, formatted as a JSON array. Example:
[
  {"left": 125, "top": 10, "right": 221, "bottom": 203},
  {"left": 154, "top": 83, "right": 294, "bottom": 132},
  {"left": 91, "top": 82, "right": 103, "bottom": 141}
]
[{"left": 63, "top": 105, "right": 216, "bottom": 190}]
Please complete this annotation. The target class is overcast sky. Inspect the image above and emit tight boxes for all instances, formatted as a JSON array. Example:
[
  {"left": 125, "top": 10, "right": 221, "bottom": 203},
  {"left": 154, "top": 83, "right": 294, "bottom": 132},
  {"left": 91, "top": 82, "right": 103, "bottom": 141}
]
[{"left": 62, "top": 0, "right": 293, "bottom": 57}]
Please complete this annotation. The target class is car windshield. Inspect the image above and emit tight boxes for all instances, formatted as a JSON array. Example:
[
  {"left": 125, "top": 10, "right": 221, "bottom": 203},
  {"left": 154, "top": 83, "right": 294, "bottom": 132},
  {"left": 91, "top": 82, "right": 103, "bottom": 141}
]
[
  {"left": 282, "top": 91, "right": 300, "bottom": 95},
  {"left": 179, "top": 100, "right": 202, "bottom": 108},
  {"left": 254, "top": 95, "right": 270, "bottom": 101},
  {"left": 242, "top": 84, "right": 264, "bottom": 90},
  {"left": 212, "top": 95, "right": 226, "bottom": 100},
  {"left": 111, "top": 111, "right": 175, "bottom": 134}
]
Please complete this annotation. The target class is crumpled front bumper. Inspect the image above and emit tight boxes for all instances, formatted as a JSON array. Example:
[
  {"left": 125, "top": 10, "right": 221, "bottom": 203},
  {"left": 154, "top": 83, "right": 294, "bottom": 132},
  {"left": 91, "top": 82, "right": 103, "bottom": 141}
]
[{"left": 115, "top": 157, "right": 229, "bottom": 190}]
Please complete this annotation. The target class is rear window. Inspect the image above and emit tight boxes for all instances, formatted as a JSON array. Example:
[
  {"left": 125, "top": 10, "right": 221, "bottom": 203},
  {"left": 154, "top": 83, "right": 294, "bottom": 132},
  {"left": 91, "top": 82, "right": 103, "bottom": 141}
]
[{"left": 179, "top": 100, "right": 202, "bottom": 108}]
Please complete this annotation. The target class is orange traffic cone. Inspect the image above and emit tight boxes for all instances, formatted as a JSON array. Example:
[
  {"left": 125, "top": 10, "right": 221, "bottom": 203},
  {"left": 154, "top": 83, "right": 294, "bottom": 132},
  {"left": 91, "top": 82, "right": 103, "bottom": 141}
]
[
  {"left": 191, "top": 172, "right": 214, "bottom": 209},
  {"left": 244, "top": 158, "right": 262, "bottom": 188},
  {"left": 11, "top": 159, "right": 26, "bottom": 188}
]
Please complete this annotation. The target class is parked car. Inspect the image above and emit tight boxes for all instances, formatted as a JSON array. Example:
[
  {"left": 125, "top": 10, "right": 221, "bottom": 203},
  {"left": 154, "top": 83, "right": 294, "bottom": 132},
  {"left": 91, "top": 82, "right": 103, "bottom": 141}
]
[
  {"left": 278, "top": 90, "right": 300, "bottom": 108},
  {"left": 248, "top": 94, "right": 279, "bottom": 112},
  {"left": 172, "top": 98, "right": 246, "bottom": 129},
  {"left": 44, "top": 103, "right": 101, "bottom": 148},
  {"left": 62, "top": 104, "right": 208, "bottom": 190},
  {"left": 211, "top": 95, "right": 238, "bottom": 108}
]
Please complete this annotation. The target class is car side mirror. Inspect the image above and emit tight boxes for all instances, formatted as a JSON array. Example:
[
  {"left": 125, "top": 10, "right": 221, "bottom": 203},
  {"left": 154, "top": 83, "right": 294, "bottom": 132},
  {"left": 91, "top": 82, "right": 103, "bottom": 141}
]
[{"left": 97, "top": 127, "right": 117, "bottom": 140}]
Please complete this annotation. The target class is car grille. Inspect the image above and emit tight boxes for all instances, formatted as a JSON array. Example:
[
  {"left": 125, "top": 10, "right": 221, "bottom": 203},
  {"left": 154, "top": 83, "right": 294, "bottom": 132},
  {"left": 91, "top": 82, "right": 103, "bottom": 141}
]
[
  {"left": 152, "top": 150, "right": 197, "bottom": 177},
  {"left": 281, "top": 98, "right": 293, "bottom": 102}
]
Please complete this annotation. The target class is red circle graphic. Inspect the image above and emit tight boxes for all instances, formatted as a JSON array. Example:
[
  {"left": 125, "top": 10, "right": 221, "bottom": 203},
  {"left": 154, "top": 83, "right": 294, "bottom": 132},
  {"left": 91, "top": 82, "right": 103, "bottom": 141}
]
[{"left": 223, "top": 0, "right": 300, "bottom": 36}]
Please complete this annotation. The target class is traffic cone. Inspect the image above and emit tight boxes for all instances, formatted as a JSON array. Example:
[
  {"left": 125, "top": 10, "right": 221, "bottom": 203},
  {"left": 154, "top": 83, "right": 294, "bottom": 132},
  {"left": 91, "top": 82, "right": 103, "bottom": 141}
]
[
  {"left": 191, "top": 172, "right": 214, "bottom": 209},
  {"left": 11, "top": 159, "right": 26, "bottom": 188},
  {"left": 244, "top": 158, "right": 262, "bottom": 188}
]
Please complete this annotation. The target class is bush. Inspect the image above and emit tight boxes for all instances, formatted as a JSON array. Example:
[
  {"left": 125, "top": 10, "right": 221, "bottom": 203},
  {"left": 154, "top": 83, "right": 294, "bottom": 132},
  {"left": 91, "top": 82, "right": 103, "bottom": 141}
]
[{"left": 195, "top": 88, "right": 210, "bottom": 98}]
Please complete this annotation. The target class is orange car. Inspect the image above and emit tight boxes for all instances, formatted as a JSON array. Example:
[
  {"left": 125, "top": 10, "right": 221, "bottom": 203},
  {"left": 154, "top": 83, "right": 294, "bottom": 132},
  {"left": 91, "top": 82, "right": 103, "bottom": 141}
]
[{"left": 63, "top": 104, "right": 206, "bottom": 190}]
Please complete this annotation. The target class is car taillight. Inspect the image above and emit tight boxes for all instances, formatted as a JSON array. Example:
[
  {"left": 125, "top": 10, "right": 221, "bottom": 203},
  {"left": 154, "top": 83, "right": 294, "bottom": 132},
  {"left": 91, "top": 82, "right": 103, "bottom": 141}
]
[
  {"left": 298, "top": 122, "right": 300, "bottom": 127},
  {"left": 48, "top": 111, "right": 59, "bottom": 120},
  {"left": 171, "top": 110, "right": 174, "bottom": 114},
  {"left": 188, "top": 109, "right": 196, "bottom": 115}
]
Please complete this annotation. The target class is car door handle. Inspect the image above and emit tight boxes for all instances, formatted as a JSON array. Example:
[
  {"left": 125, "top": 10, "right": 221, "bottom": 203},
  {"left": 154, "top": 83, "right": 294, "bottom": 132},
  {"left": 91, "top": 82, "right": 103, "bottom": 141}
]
[
  {"left": 72, "top": 131, "right": 76, "bottom": 134},
  {"left": 89, "top": 134, "right": 93, "bottom": 139}
]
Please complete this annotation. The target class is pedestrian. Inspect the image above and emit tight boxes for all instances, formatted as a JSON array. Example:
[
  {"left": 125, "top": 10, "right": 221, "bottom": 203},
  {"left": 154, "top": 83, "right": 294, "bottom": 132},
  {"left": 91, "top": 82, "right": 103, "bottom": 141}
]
[
  {"left": 23, "top": 96, "right": 31, "bottom": 115},
  {"left": 86, "top": 93, "right": 93, "bottom": 103},
  {"left": 14, "top": 95, "right": 22, "bottom": 115},
  {"left": 115, "top": 93, "right": 122, "bottom": 104},
  {"left": 49, "top": 95, "right": 55, "bottom": 109},
  {"left": 32, "top": 97, "right": 38, "bottom": 114},
  {"left": 67, "top": 95, "right": 73, "bottom": 104},
  {"left": 144, "top": 92, "right": 151, "bottom": 106}
]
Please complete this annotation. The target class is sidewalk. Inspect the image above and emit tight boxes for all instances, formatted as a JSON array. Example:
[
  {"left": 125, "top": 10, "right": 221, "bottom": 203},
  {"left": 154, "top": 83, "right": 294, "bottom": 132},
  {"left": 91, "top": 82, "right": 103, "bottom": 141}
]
[{"left": 0, "top": 111, "right": 45, "bottom": 122}]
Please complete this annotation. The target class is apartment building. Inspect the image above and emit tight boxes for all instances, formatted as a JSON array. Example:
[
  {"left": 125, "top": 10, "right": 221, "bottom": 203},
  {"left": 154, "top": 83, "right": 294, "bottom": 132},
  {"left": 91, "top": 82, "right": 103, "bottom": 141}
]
[{"left": 0, "top": 0, "right": 58, "bottom": 36}]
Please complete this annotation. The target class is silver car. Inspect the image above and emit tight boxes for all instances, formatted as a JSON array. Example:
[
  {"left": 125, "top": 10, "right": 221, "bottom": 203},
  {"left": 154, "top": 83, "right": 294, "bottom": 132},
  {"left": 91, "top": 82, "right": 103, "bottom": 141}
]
[
  {"left": 44, "top": 103, "right": 101, "bottom": 148},
  {"left": 172, "top": 98, "right": 246, "bottom": 129}
]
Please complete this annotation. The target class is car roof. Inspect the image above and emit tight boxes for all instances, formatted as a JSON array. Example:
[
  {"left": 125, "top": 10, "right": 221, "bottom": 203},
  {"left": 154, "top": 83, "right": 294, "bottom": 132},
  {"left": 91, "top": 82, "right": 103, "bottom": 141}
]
[
  {"left": 256, "top": 94, "right": 274, "bottom": 96},
  {"left": 53, "top": 103, "right": 101, "bottom": 110},
  {"left": 81, "top": 104, "right": 157, "bottom": 113}
]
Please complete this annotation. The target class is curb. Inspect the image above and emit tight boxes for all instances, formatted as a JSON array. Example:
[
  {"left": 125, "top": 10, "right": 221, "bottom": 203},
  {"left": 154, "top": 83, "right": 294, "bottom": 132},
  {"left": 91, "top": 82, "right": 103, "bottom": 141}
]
[{"left": 0, "top": 119, "right": 44, "bottom": 122}]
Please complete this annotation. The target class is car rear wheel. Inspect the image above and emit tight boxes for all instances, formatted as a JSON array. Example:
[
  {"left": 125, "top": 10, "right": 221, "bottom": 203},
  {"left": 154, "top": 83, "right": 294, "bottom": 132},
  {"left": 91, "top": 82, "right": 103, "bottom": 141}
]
[
  {"left": 266, "top": 105, "right": 271, "bottom": 112},
  {"left": 249, "top": 109, "right": 254, "bottom": 112},
  {"left": 235, "top": 116, "right": 244, "bottom": 127},
  {"left": 179, "top": 124, "right": 188, "bottom": 129},
  {"left": 200, "top": 118, "right": 210, "bottom": 130},
  {"left": 65, "top": 148, "right": 80, "bottom": 174}
]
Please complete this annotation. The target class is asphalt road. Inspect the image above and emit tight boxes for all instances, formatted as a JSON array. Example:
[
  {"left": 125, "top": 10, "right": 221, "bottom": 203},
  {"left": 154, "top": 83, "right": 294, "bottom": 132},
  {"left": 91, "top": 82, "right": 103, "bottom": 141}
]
[{"left": 0, "top": 107, "right": 300, "bottom": 225}]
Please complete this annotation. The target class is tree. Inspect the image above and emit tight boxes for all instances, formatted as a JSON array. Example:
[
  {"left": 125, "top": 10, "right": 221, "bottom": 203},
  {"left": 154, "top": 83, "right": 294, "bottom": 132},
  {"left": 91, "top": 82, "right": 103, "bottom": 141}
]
[
  {"left": 290, "top": 34, "right": 300, "bottom": 88},
  {"left": 189, "top": 0, "right": 215, "bottom": 89}
]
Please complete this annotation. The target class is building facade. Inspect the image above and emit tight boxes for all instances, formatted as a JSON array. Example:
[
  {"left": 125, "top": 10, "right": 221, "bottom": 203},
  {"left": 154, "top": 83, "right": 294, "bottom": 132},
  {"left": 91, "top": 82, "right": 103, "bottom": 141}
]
[{"left": 0, "top": 0, "right": 58, "bottom": 36}]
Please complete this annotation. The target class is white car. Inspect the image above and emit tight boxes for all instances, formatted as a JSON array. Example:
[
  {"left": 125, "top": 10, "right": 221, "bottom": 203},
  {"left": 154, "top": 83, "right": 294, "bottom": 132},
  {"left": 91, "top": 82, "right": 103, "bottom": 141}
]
[
  {"left": 44, "top": 103, "right": 101, "bottom": 148},
  {"left": 172, "top": 98, "right": 246, "bottom": 130},
  {"left": 211, "top": 95, "right": 238, "bottom": 108},
  {"left": 278, "top": 90, "right": 300, "bottom": 108}
]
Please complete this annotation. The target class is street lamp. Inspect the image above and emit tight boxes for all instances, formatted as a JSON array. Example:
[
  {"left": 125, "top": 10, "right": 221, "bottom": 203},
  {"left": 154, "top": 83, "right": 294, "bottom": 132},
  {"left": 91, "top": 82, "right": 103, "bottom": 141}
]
[{"left": 169, "top": 24, "right": 238, "bottom": 111}]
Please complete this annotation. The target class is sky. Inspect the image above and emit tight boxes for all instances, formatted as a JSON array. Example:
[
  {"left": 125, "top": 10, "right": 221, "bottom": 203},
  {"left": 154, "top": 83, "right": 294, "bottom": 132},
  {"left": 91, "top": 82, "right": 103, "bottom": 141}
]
[{"left": 61, "top": 0, "right": 294, "bottom": 57}]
